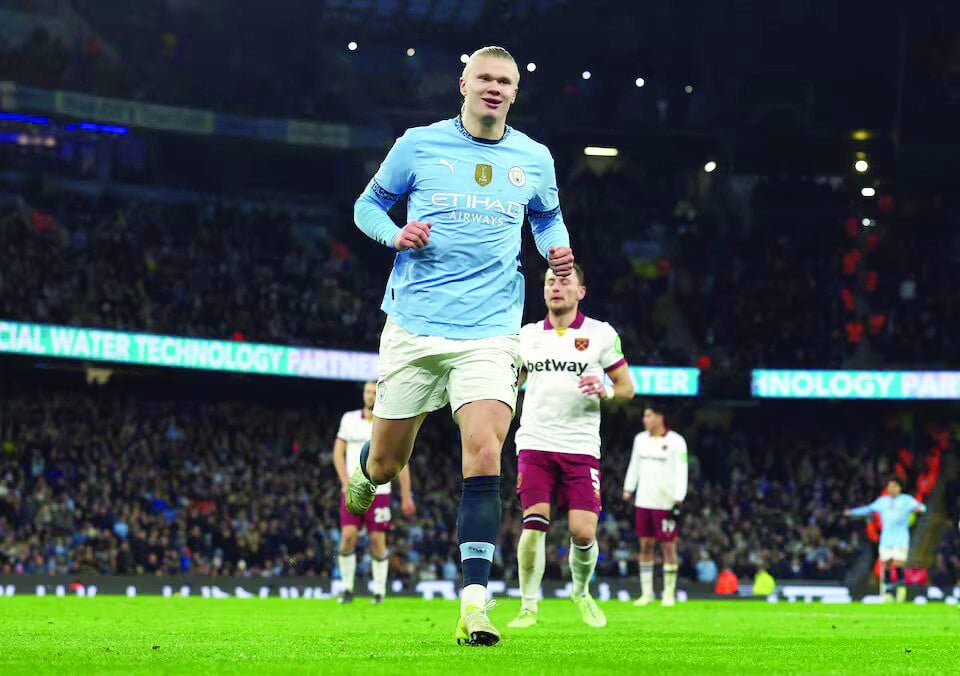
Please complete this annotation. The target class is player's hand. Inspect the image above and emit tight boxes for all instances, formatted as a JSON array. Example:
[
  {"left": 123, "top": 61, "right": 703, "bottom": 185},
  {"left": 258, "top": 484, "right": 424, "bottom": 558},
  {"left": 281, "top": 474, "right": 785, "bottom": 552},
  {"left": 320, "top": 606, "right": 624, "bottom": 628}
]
[
  {"left": 340, "top": 482, "right": 348, "bottom": 495},
  {"left": 622, "top": 491, "right": 633, "bottom": 502},
  {"left": 402, "top": 494, "right": 416, "bottom": 517},
  {"left": 548, "top": 246, "right": 575, "bottom": 277},
  {"left": 843, "top": 509, "right": 851, "bottom": 517},
  {"left": 393, "top": 221, "right": 432, "bottom": 251},
  {"left": 579, "top": 375, "right": 607, "bottom": 398}
]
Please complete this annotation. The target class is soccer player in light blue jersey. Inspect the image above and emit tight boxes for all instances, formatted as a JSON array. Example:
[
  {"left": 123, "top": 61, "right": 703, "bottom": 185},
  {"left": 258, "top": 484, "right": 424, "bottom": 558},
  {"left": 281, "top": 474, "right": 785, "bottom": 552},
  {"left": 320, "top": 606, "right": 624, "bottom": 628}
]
[
  {"left": 844, "top": 476, "right": 926, "bottom": 602},
  {"left": 348, "top": 45, "right": 574, "bottom": 646}
]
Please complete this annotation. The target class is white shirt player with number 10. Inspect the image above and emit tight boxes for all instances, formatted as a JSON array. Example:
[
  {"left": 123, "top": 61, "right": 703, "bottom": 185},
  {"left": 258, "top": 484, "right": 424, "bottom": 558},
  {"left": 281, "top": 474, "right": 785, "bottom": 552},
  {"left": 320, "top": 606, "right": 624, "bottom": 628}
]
[
  {"left": 515, "top": 312, "right": 626, "bottom": 459},
  {"left": 336, "top": 410, "right": 391, "bottom": 496},
  {"left": 623, "top": 430, "right": 688, "bottom": 510}
]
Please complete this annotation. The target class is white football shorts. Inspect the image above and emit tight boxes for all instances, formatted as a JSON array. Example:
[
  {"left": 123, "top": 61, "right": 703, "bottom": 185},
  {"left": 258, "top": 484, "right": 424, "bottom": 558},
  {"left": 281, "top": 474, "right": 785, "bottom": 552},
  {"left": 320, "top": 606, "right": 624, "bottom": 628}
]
[
  {"left": 373, "top": 316, "right": 521, "bottom": 420},
  {"left": 878, "top": 545, "right": 909, "bottom": 562}
]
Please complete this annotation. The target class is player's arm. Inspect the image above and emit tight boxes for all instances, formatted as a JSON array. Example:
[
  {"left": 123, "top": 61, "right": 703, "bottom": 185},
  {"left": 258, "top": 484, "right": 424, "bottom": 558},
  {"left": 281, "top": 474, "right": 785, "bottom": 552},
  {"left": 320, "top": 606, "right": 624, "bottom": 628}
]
[
  {"left": 911, "top": 496, "right": 927, "bottom": 513},
  {"left": 622, "top": 436, "right": 641, "bottom": 501},
  {"left": 518, "top": 367, "right": 528, "bottom": 390},
  {"left": 527, "top": 150, "right": 573, "bottom": 277},
  {"left": 332, "top": 437, "right": 349, "bottom": 494},
  {"left": 844, "top": 498, "right": 881, "bottom": 518},
  {"left": 398, "top": 465, "right": 416, "bottom": 517},
  {"left": 579, "top": 328, "right": 633, "bottom": 401},
  {"left": 354, "top": 131, "right": 431, "bottom": 251},
  {"left": 672, "top": 437, "right": 689, "bottom": 512}
]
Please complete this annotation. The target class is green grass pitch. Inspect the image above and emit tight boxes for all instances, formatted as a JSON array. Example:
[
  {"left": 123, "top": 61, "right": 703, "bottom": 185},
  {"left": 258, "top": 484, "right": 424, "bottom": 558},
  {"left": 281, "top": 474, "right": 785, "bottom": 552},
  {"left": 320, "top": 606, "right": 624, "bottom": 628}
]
[{"left": 0, "top": 597, "right": 955, "bottom": 674}]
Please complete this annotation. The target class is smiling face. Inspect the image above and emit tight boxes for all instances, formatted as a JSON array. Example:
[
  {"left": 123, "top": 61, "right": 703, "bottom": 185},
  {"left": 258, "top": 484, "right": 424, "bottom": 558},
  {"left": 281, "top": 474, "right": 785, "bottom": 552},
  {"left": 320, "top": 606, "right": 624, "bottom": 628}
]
[{"left": 459, "top": 54, "right": 520, "bottom": 127}]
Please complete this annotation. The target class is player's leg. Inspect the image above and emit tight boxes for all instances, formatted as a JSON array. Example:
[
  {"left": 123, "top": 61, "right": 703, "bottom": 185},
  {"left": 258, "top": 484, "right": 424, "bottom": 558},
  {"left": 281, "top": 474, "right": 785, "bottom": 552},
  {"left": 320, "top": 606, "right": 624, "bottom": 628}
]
[
  {"left": 569, "top": 509, "right": 605, "bottom": 627},
  {"left": 337, "top": 523, "right": 359, "bottom": 603},
  {"left": 347, "top": 319, "right": 446, "bottom": 516},
  {"left": 877, "top": 549, "right": 893, "bottom": 600},
  {"left": 559, "top": 454, "right": 604, "bottom": 626},
  {"left": 635, "top": 536, "right": 656, "bottom": 605},
  {"left": 892, "top": 558, "right": 907, "bottom": 603},
  {"left": 660, "top": 540, "right": 679, "bottom": 606},
  {"left": 454, "top": 399, "right": 511, "bottom": 645},
  {"left": 508, "top": 502, "right": 549, "bottom": 628},
  {"left": 447, "top": 333, "right": 520, "bottom": 646},
  {"left": 657, "top": 509, "right": 680, "bottom": 606},
  {"left": 369, "top": 530, "right": 388, "bottom": 603},
  {"left": 509, "top": 449, "right": 554, "bottom": 627},
  {"left": 346, "top": 414, "right": 426, "bottom": 515}
]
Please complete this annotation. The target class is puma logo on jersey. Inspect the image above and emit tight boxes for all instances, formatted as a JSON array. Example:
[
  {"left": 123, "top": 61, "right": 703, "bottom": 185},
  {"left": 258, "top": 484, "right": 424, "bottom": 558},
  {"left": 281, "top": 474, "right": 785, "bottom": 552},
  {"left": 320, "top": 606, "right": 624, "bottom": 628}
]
[
  {"left": 438, "top": 159, "right": 458, "bottom": 174},
  {"left": 526, "top": 359, "right": 589, "bottom": 376}
]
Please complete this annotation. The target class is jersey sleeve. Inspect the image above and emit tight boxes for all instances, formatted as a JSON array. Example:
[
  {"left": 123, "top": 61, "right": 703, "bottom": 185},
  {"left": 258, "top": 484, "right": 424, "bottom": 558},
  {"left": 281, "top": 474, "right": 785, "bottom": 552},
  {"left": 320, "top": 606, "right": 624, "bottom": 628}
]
[
  {"left": 672, "top": 436, "right": 689, "bottom": 503},
  {"left": 354, "top": 131, "right": 417, "bottom": 248},
  {"left": 623, "top": 435, "right": 641, "bottom": 495},
  {"left": 527, "top": 148, "right": 570, "bottom": 258},
  {"left": 909, "top": 496, "right": 927, "bottom": 513},
  {"left": 600, "top": 324, "right": 627, "bottom": 372},
  {"left": 848, "top": 498, "right": 883, "bottom": 518},
  {"left": 335, "top": 413, "right": 351, "bottom": 441}
]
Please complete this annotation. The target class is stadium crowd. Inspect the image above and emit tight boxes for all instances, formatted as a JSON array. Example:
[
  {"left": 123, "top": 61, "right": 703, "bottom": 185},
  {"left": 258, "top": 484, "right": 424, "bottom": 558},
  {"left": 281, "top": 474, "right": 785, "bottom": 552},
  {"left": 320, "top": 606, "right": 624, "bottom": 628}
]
[{"left": 0, "top": 385, "right": 948, "bottom": 588}]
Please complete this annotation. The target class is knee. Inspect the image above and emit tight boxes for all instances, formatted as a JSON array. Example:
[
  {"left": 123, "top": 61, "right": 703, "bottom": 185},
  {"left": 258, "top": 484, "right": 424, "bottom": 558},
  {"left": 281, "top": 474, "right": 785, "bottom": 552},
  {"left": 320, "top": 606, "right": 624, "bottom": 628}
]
[
  {"left": 340, "top": 534, "right": 357, "bottom": 553},
  {"left": 367, "top": 455, "right": 402, "bottom": 484},
  {"left": 463, "top": 439, "right": 501, "bottom": 476},
  {"left": 569, "top": 521, "right": 596, "bottom": 547}
]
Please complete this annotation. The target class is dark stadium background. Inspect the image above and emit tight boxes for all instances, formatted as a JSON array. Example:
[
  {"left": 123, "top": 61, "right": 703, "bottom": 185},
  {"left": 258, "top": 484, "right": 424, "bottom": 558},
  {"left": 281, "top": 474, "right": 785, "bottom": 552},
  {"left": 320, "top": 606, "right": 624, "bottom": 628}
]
[{"left": 0, "top": 0, "right": 959, "bottom": 602}]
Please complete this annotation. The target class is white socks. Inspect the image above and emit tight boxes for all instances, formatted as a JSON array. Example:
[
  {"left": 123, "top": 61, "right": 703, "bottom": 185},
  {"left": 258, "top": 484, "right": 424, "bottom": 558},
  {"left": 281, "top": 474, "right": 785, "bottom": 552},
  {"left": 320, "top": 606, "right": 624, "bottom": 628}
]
[
  {"left": 663, "top": 563, "right": 678, "bottom": 598},
  {"left": 517, "top": 528, "right": 546, "bottom": 612},
  {"left": 639, "top": 561, "right": 654, "bottom": 599},
  {"left": 569, "top": 539, "right": 599, "bottom": 598},
  {"left": 461, "top": 583, "right": 488, "bottom": 615},
  {"left": 338, "top": 551, "right": 356, "bottom": 593},
  {"left": 371, "top": 555, "right": 388, "bottom": 597}
]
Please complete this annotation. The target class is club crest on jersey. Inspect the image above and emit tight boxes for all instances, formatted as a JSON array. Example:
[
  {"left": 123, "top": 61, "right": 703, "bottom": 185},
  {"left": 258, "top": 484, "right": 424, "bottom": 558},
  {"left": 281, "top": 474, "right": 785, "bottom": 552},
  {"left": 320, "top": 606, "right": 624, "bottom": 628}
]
[
  {"left": 508, "top": 166, "right": 526, "bottom": 187},
  {"left": 475, "top": 163, "right": 493, "bottom": 186},
  {"left": 575, "top": 337, "right": 590, "bottom": 351}
]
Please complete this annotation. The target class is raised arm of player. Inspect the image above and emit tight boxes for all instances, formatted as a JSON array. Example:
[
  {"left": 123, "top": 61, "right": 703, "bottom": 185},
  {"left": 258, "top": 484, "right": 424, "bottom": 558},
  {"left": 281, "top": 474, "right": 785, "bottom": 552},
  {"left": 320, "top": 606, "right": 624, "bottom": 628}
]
[
  {"left": 671, "top": 436, "right": 689, "bottom": 505},
  {"left": 622, "top": 434, "right": 642, "bottom": 501},
  {"left": 398, "top": 465, "right": 416, "bottom": 517},
  {"left": 354, "top": 130, "right": 431, "bottom": 250},
  {"left": 332, "top": 436, "right": 349, "bottom": 494},
  {"left": 528, "top": 150, "right": 572, "bottom": 276}
]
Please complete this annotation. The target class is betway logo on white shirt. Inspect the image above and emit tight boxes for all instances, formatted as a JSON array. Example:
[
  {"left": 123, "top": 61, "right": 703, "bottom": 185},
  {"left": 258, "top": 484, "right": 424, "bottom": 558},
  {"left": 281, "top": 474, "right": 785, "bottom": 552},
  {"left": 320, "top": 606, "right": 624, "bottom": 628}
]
[
  {"left": 336, "top": 409, "right": 390, "bottom": 495},
  {"left": 515, "top": 313, "right": 625, "bottom": 459}
]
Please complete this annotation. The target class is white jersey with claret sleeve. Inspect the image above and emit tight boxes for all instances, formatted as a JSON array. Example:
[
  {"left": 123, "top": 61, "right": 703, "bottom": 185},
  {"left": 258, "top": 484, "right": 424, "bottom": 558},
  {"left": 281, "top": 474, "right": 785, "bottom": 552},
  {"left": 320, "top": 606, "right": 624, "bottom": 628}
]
[
  {"left": 515, "top": 312, "right": 627, "bottom": 459},
  {"left": 337, "top": 410, "right": 390, "bottom": 496},
  {"left": 623, "top": 430, "right": 689, "bottom": 510}
]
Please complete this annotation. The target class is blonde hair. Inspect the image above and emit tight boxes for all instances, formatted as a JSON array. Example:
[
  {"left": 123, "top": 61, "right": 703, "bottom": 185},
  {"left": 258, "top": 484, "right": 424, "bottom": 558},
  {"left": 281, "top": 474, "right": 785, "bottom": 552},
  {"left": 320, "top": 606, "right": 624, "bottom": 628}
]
[{"left": 461, "top": 45, "right": 519, "bottom": 82}]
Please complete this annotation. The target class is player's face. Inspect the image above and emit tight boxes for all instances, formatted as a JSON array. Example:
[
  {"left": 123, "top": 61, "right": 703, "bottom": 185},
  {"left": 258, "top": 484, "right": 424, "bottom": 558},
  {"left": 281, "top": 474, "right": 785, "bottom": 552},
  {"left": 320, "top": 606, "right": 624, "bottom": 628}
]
[
  {"left": 362, "top": 381, "right": 377, "bottom": 409},
  {"left": 544, "top": 269, "right": 585, "bottom": 314},
  {"left": 886, "top": 480, "right": 902, "bottom": 497},
  {"left": 459, "top": 56, "right": 519, "bottom": 125},
  {"left": 642, "top": 409, "right": 663, "bottom": 433}
]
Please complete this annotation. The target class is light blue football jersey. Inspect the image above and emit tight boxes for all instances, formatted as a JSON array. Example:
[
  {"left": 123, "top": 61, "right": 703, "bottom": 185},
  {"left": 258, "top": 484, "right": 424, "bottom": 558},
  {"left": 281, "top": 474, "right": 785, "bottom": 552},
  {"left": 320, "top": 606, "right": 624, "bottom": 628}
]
[
  {"left": 354, "top": 116, "right": 570, "bottom": 339},
  {"left": 848, "top": 494, "right": 925, "bottom": 549}
]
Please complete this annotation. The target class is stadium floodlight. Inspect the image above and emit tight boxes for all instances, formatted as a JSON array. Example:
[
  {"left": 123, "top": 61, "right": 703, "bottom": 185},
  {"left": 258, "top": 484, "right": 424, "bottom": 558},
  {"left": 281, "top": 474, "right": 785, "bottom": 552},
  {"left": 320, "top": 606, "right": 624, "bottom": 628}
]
[
  {"left": 527, "top": 62, "right": 537, "bottom": 72},
  {"left": 854, "top": 159, "right": 869, "bottom": 173},
  {"left": 684, "top": 84, "right": 694, "bottom": 93},
  {"left": 635, "top": 77, "right": 645, "bottom": 87},
  {"left": 861, "top": 187, "right": 876, "bottom": 197},
  {"left": 704, "top": 160, "right": 717, "bottom": 173},
  {"left": 460, "top": 53, "right": 469, "bottom": 64},
  {"left": 584, "top": 146, "right": 618, "bottom": 157},
  {"left": 406, "top": 48, "right": 416, "bottom": 57},
  {"left": 582, "top": 70, "right": 591, "bottom": 80},
  {"left": 347, "top": 41, "right": 358, "bottom": 51}
]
